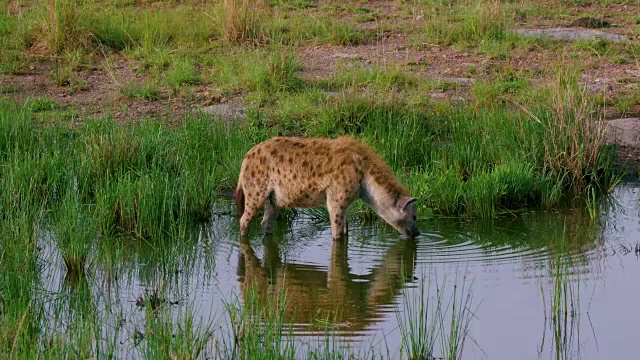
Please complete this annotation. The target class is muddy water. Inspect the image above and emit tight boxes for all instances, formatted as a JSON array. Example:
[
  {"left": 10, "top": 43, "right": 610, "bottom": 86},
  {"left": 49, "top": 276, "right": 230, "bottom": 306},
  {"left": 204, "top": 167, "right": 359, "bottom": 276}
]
[{"left": 37, "top": 183, "right": 640, "bottom": 359}]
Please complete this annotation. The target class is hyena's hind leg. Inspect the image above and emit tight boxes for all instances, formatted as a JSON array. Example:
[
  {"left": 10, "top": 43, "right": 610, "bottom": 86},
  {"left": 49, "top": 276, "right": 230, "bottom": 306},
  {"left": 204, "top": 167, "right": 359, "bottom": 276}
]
[
  {"left": 240, "top": 207, "right": 257, "bottom": 236},
  {"left": 261, "top": 192, "right": 279, "bottom": 234},
  {"left": 240, "top": 190, "right": 267, "bottom": 236}
]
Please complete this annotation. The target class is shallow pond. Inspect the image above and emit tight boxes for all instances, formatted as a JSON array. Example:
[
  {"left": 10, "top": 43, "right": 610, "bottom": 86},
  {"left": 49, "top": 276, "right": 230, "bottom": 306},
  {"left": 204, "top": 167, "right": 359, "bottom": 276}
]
[{"left": 37, "top": 182, "right": 640, "bottom": 359}]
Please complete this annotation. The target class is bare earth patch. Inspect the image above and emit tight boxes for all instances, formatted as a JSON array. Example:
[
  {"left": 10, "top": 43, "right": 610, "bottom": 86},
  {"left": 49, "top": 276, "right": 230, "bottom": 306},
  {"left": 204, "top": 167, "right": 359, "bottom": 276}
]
[{"left": 1, "top": 0, "right": 639, "bottom": 123}]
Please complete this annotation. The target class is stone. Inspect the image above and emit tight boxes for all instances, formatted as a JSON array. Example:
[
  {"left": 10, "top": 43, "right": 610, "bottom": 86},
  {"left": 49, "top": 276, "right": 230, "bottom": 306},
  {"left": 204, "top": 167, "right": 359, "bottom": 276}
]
[
  {"left": 605, "top": 118, "right": 640, "bottom": 147},
  {"left": 515, "top": 28, "right": 629, "bottom": 42},
  {"left": 624, "top": 70, "right": 640, "bottom": 77},
  {"left": 429, "top": 92, "right": 447, "bottom": 99},
  {"left": 585, "top": 83, "right": 613, "bottom": 92},
  {"left": 440, "top": 77, "right": 475, "bottom": 85},
  {"left": 429, "top": 93, "right": 466, "bottom": 102},
  {"left": 584, "top": 79, "right": 615, "bottom": 93},
  {"left": 200, "top": 103, "right": 246, "bottom": 120}
]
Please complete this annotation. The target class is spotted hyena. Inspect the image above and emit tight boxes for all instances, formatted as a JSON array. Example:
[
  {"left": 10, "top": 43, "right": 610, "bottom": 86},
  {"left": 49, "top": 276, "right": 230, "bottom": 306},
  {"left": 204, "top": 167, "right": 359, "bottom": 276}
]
[{"left": 235, "top": 136, "right": 420, "bottom": 240}]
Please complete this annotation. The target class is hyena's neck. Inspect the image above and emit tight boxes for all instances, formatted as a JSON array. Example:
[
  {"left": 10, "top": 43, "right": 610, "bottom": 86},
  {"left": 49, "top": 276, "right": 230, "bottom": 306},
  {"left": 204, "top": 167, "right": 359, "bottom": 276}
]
[{"left": 360, "top": 175, "right": 404, "bottom": 214}]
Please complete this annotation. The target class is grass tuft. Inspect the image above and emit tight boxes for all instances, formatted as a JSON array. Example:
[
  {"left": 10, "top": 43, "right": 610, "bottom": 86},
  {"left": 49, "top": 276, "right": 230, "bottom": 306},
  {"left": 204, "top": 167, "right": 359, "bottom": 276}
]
[
  {"left": 397, "top": 273, "right": 476, "bottom": 360},
  {"left": 53, "top": 189, "right": 96, "bottom": 275},
  {"left": 39, "top": 0, "right": 84, "bottom": 54},
  {"left": 223, "top": 0, "right": 267, "bottom": 45},
  {"left": 119, "top": 80, "right": 163, "bottom": 101},
  {"left": 424, "top": 0, "right": 510, "bottom": 46}
]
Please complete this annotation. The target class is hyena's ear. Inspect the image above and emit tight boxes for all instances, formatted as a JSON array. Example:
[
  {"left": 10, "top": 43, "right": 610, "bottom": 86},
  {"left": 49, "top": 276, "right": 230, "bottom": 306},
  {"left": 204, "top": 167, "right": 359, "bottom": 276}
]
[{"left": 397, "top": 196, "right": 417, "bottom": 212}]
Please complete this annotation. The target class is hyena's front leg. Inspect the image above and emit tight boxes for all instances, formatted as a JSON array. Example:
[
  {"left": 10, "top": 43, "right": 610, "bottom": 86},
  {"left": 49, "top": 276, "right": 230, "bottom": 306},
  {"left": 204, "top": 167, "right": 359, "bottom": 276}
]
[{"left": 327, "top": 197, "right": 350, "bottom": 241}]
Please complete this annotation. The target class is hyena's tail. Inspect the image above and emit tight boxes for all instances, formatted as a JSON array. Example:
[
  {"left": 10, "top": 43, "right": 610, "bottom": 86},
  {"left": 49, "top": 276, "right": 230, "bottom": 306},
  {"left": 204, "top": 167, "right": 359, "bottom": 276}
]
[{"left": 235, "top": 182, "right": 245, "bottom": 216}]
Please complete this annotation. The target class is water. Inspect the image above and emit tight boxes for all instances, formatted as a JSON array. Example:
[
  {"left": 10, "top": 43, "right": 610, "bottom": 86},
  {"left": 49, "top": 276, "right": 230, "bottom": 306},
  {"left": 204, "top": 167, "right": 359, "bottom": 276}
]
[{"left": 36, "top": 183, "right": 640, "bottom": 359}]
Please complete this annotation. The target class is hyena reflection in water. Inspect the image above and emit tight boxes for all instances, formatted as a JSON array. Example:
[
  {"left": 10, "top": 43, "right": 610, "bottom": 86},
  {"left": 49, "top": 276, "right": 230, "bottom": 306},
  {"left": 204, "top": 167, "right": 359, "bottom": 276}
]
[
  {"left": 237, "top": 235, "right": 418, "bottom": 330},
  {"left": 235, "top": 137, "right": 420, "bottom": 240}
]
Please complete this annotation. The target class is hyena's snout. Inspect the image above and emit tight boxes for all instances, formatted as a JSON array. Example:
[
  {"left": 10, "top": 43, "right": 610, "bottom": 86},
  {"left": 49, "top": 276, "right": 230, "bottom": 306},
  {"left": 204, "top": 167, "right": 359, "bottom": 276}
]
[{"left": 407, "top": 226, "right": 420, "bottom": 238}]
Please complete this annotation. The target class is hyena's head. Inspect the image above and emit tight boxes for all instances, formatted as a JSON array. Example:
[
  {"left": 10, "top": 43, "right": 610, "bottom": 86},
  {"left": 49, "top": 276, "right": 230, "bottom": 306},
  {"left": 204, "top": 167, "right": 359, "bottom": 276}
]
[{"left": 386, "top": 196, "right": 420, "bottom": 238}]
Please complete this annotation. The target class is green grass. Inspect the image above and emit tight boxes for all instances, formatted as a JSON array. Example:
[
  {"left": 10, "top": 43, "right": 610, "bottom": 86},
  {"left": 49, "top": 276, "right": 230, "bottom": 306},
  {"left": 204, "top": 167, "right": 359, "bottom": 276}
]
[
  {"left": 330, "top": 65, "right": 419, "bottom": 92},
  {"left": 164, "top": 58, "right": 200, "bottom": 92},
  {"left": 207, "top": 47, "right": 303, "bottom": 93},
  {"left": 396, "top": 273, "right": 475, "bottom": 360},
  {"left": 25, "top": 96, "right": 59, "bottom": 112},
  {"left": 119, "top": 79, "right": 163, "bottom": 101},
  {"left": 222, "top": 0, "right": 267, "bottom": 45},
  {"left": 0, "top": 99, "right": 270, "bottom": 240},
  {"left": 53, "top": 189, "right": 97, "bottom": 274},
  {"left": 328, "top": 22, "right": 365, "bottom": 45},
  {"left": 422, "top": 0, "right": 510, "bottom": 46},
  {"left": 0, "top": 0, "right": 632, "bottom": 357},
  {"left": 541, "top": 258, "right": 581, "bottom": 360},
  {"left": 0, "top": 53, "right": 622, "bottom": 227}
]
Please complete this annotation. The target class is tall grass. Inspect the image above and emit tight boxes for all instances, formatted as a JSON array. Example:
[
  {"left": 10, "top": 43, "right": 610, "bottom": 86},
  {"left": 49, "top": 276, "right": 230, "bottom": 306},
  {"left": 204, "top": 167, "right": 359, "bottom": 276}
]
[
  {"left": 223, "top": 0, "right": 267, "bottom": 45},
  {"left": 53, "top": 189, "right": 97, "bottom": 275},
  {"left": 535, "top": 64, "right": 609, "bottom": 193},
  {"left": 540, "top": 259, "right": 581, "bottom": 360},
  {"left": 396, "top": 274, "right": 476, "bottom": 360},
  {"left": 39, "top": 0, "right": 83, "bottom": 54},
  {"left": 256, "top": 48, "right": 303, "bottom": 92},
  {"left": 424, "top": 0, "right": 510, "bottom": 46},
  {"left": 0, "top": 210, "right": 41, "bottom": 359},
  {"left": 217, "top": 287, "right": 297, "bottom": 359},
  {"left": 0, "top": 99, "right": 272, "bottom": 241},
  {"left": 142, "top": 306, "right": 213, "bottom": 359}
]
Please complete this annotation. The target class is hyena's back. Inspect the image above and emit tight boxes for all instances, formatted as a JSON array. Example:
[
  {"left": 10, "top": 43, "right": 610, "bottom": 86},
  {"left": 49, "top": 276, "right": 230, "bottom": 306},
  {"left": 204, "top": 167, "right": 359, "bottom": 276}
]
[{"left": 237, "top": 137, "right": 368, "bottom": 210}]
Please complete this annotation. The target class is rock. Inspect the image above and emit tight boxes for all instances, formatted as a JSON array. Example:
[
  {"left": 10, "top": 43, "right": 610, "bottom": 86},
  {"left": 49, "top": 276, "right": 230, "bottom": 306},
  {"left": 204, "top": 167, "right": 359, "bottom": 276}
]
[
  {"left": 429, "top": 92, "right": 447, "bottom": 99},
  {"left": 429, "top": 93, "right": 466, "bottom": 102},
  {"left": 515, "top": 28, "right": 629, "bottom": 42},
  {"left": 605, "top": 118, "right": 640, "bottom": 147},
  {"left": 440, "top": 77, "right": 475, "bottom": 85},
  {"left": 585, "top": 82, "right": 613, "bottom": 93},
  {"left": 569, "top": 17, "right": 611, "bottom": 29},
  {"left": 200, "top": 103, "right": 246, "bottom": 120},
  {"left": 624, "top": 70, "right": 640, "bottom": 77}
]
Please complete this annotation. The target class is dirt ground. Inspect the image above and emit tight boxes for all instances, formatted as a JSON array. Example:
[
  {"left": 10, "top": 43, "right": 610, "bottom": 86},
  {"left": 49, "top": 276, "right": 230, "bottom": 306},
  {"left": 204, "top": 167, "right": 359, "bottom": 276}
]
[{"left": 2, "top": 0, "right": 639, "bottom": 122}]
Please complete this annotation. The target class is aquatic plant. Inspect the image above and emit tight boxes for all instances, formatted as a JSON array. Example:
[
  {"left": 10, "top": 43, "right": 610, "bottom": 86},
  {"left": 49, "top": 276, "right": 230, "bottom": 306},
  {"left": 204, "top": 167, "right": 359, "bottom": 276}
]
[{"left": 396, "top": 273, "right": 476, "bottom": 360}]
